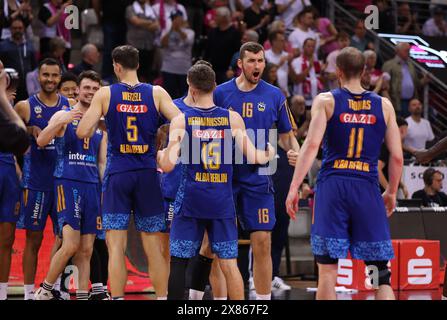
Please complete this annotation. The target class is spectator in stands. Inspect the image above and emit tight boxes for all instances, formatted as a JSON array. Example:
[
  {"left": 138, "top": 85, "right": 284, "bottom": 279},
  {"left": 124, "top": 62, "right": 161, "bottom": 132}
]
[
  {"left": 324, "top": 31, "right": 350, "bottom": 90},
  {"left": 45, "top": 37, "right": 67, "bottom": 73},
  {"left": 38, "top": 0, "right": 73, "bottom": 66},
  {"left": 373, "top": 0, "right": 395, "bottom": 34},
  {"left": 422, "top": 6, "right": 447, "bottom": 37},
  {"left": 160, "top": 10, "right": 194, "bottom": 99},
  {"left": 261, "top": 62, "right": 279, "bottom": 87},
  {"left": 152, "top": 0, "right": 188, "bottom": 36},
  {"left": 263, "top": 20, "right": 293, "bottom": 54},
  {"left": 92, "top": 0, "right": 132, "bottom": 82},
  {"left": 313, "top": 6, "right": 338, "bottom": 58},
  {"left": 71, "top": 44, "right": 100, "bottom": 76},
  {"left": 363, "top": 50, "right": 390, "bottom": 98},
  {"left": 0, "top": 0, "right": 33, "bottom": 40},
  {"left": 243, "top": 0, "right": 270, "bottom": 44},
  {"left": 404, "top": 98, "right": 435, "bottom": 152},
  {"left": 290, "top": 38, "right": 324, "bottom": 108},
  {"left": 178, "top": 0, "right": 205, "bottom": 40},
  {"left": 382, "top": 42, "right": 426, "bottom": 117},
  {"left": 397, "top": 2, "right": 422, "bottom": 35},
  {"left": 204, "top": 6, "right": 241, "bottom": 84},
  {"left": 350, "top": 19, "right": 374, "bottom": 52},
  {"left": 289, "top": 94, "right": 309, "bottom": 140},
  {"left": 378, "top": 117, "right": 410, "bottom": 197},
  {"left": 126, "top": 0, "right": 160, "bottom": 83},
  {"left": 265, "top": 30, "right": 291, "bottom": 97},
  {"left": 275, "top": 0, "right": 311, "bottom": 31},
  {"left": 0, "top": 17, "right": 36, "bottom": 102},
  {"left": 58, "top": 72, "right": 78, "bottom": 100},
  {"left": 412, "top": 168, "right": 447, "bottom": 207},
  {"left": 288, "top": 6, "right": 319, "bottom": 57},
  {"left": 227, "top": 29, "right": 259, "bottom": 80}
]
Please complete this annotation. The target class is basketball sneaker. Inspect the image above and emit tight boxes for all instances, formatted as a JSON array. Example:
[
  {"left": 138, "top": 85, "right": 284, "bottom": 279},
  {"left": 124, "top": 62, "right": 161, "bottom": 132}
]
[
  {"left": 34, "top": 286, "right": 64, "bottom": 300},
  {"left": 271, "top": 277, "right": 291, "bottom": 290},
  {"left": 89, "top": 292, "right": 110, "bottom": 300}
]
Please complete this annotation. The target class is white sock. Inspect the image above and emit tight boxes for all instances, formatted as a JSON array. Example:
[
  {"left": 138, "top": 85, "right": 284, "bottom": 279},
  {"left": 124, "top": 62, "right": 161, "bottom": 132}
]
[
  {"left": 156, "top": 296, "right": 167, "bottom": 300},
  {"left": 76, "top": 290, "right": 89, "bottom": 300},
  {"left": 91, "top": 283, "right": 104, "bottom": 295},
  {"left": 103, "top": 285, "right": 108, "bottom": 292},
  {"left": 0, "top": 283, "right": 8, "bottom": 300},
  {"left": 256, "top": 293, "right": 271, "bottom": 300},
  {"left": 24, "top": 284, "right": 35, "bottom": 300},
  {"left": 189, "top": 289, "right": 205, "bottom": 300},
  {"left": 54, "top": 276, "right": 61, "bottom": 291},
  {"left": 214, "top": 296, "right": 227, "bottom": 300}
]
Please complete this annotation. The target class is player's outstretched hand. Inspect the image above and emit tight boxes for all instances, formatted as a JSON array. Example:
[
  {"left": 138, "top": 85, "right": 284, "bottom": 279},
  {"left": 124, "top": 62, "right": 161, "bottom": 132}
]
[
  {"left": 414, "top": 150, "right": 433, "bottom": 164},
  {"left": 287, "top": 149, "right": 298, "bottom": 167},
  {"left": 286, "top": 186, "right": 299, "bottom": 220},
  {"left": 382, "top": 190, "right": 396, "bottom": 217}
]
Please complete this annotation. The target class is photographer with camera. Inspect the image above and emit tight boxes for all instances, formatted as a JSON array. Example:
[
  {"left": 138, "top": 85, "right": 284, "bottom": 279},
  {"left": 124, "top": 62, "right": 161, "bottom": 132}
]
[{"left": 0, "top": 61, "right": 28, "bottom": 300}]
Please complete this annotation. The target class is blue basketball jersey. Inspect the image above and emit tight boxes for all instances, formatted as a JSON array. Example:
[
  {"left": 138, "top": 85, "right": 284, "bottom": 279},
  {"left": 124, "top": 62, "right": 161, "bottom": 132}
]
[
  {"left": 104, "top": 83, "right": 159, "bottom": 176},
  {"left": 178, "top": 106, "right": 234, "bottom": 219},
  {"left": 22, "top": 94, "right": 69, "bottom": 191},
  {"left": 161, "top": 97, "right": 190, "bottom": 200},
  {"left": 54, "top": 108, "right": 103, "bottom": 183},
  {"left": 318, "top": 88, "right": 387, "bottom": 182},
  {"left": 214, "top": 79, "right": 293, "bottom": 189}
]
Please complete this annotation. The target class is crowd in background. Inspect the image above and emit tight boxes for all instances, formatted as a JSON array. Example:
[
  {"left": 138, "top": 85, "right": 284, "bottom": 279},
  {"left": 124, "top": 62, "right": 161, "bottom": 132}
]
[{"left": 1, "top": 0, "right": 447, "bottom": 287}]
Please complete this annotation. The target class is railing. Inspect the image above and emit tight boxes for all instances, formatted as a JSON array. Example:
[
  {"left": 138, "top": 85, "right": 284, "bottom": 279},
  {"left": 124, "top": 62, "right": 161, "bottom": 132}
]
[{"left": 329, "top": 0, "right": 447, "bottom": 135}]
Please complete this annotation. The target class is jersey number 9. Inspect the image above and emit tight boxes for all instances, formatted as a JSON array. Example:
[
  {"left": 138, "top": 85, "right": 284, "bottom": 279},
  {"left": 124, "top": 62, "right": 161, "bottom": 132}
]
[{"left": 127, "top": 116, "right": 138, "bottom": 142}]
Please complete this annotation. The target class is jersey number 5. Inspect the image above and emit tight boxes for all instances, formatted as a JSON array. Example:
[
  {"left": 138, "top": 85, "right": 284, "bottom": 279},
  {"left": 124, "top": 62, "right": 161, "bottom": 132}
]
[
  {"left": 127, "top": 116, "right": 138, "bottom": 142},
  {"left": 201, "top": 142, "right": 220, "bottom": 170},
  {"left": 347, "top": 128, "right": 364, "bottom": 158}
]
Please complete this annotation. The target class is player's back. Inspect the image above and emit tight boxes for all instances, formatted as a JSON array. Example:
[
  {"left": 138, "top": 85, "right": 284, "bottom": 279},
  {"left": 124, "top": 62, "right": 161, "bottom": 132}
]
[
  {"left": 214, "top": 79, "right": 292, "bottom": 190},
  {"left": 105, "top": 82, "right": 159, "bottom": 176},
  {"left": 178, "top": 106, "right": 234, "bottom": 219},
  {"left": 22, "top": 94, "right": 68, "bottom": 191},
  {"left": 318, "top": 88, "right": 386, "bottom": 182}
]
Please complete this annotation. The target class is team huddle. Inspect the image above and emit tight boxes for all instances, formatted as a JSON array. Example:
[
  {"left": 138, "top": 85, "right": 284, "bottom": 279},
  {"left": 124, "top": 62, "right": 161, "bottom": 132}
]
[{"left": 0, "top": 41, "right": 403, "bottom": 301}]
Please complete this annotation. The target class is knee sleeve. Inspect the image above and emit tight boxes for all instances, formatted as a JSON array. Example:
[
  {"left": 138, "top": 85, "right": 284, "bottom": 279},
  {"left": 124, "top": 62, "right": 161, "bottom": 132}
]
[
  {"left": 365, "top": 260, "right": 391, "bottom": 287},
  {"left": 185, "top": 254, "right": 213, "bottom": 291},
  {"left": 168, "top": 256, "right": 189, "bottom": 300}
]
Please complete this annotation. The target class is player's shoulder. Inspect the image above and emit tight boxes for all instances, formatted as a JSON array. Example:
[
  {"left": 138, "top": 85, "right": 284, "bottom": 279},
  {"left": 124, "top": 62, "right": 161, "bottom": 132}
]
[
  {"left": 315, "top": 91, "right": 335, "bottom": 104},
  {"left": 215, "top": 78, "right": 236, "bottom": 94},
  {"left": 173, "top": 97, "right": 190, "bottom": 112}
]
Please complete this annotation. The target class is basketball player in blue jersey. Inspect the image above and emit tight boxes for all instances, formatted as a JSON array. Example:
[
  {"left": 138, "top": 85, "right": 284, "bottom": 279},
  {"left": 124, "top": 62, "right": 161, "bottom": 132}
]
[
  {"left": 286, "top": 47, "right": 403, "bottom": 300},
  {"left": 0, "top": 64, "right": 22, "bottom": 300},
  {"left": 14, "top": 58, "right": 75, "bottom": 300},
  {"left": 33, "top": 71, "right": 107, "bottom": 300},
  {"left": 189, "top": 42, "right": 300, "bottom": 300},
  {"left": 77, "top": 45, "right": 180, "bottom": 300},
  {"left": 158, "top": 62, "right": 275, "bottom": 300}
]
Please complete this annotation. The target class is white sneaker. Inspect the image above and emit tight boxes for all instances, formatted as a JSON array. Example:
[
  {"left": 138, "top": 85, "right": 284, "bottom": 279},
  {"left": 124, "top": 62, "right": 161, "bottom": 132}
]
[
  {"left": 248, "top": 277, "right": 255, "bottom": 291},
  {"left": 271, "top": 277, "right": 291, "bottom": 290},
  {"left": 59, "top": 291, "right": 71, "bottom": 300},
  {"left": 34, "top": 287, "right": 63, "bottom": 300}
]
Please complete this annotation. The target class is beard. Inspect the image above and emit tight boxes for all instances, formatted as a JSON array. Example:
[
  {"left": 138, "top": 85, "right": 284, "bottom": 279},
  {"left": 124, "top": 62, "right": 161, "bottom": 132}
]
[{"left": 242, "top": 68, "right": 262, "bottom": 85}]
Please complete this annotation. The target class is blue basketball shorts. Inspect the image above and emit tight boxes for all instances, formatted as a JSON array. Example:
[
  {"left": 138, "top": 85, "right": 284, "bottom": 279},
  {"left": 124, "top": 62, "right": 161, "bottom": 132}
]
[
  {"left": 311, "top": 176, "right": 394, "bottom": 262},
  {"left": 0, "top": 164, "right": 20, "bottom": 223}
]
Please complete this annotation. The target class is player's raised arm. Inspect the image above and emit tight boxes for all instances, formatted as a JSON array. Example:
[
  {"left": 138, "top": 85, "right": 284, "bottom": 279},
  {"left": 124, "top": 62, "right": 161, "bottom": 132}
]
[
  {"left": 153, "top": 85, "right": 181, "bottom": 122},
  {"left": 77, "top": 86, "right": 109, "bottom": 138},
  {"left": 382, "top": 97, "right": 404, "bottom": 216},
  {"left": 157, "top": 113, "right": 185, "bottom": 173},
  {"left": 37, "top": 109, "right": 83, "bottom": 147},
  {"left": 230, "top": 111, "right": 275, "bottom": 165},
  {"left": 286, "top": 92, "right": 332, "bottom": 219}
]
